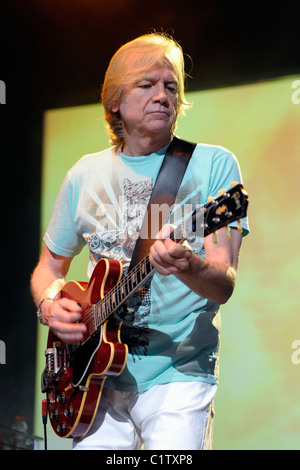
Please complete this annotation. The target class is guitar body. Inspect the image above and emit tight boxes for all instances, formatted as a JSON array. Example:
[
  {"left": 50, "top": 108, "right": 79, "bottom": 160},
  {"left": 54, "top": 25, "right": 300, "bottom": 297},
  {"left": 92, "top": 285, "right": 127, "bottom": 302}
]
[
  {"left": 42, "top": 183, "right": 248, "bottom": 440},
  {"left": 44, "top": 259, "right": 128, "bottom": 439}
]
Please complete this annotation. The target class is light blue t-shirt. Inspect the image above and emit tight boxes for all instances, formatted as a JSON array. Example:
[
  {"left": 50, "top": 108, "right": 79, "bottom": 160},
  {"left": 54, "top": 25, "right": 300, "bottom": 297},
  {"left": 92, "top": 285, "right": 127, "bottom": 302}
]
[{"left": 44, "top": 139, "right": 249, "bottom": 391}]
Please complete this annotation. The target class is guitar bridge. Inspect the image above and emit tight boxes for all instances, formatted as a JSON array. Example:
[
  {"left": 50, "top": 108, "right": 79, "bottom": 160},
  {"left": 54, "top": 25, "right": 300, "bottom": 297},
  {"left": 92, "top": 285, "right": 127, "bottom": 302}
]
[{"left": 41, "top": 342, "right": 65, "bottom": 392}]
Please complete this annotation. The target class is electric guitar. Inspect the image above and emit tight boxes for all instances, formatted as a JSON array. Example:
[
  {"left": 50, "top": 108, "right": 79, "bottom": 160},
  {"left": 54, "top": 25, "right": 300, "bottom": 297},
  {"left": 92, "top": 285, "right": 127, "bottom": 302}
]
[{"left": 41, "top": 182, "right": 248, "bottom": 439}]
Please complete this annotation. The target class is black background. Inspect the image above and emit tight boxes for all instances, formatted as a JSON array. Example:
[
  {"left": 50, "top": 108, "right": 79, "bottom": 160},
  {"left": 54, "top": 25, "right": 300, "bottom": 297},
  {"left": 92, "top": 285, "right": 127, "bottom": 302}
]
[{"left": 0, "top": 0, "right": 299, "bottom": 435}]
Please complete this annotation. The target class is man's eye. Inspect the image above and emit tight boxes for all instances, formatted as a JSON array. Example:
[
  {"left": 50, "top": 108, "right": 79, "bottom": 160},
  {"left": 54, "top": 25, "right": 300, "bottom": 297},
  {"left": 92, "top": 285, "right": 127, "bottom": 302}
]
[
  {"left": 166, "top": 86, "right": 176, "bottom": 93},
  {"left": 139, "top": 83, "right": 152, "bottom": 89},
  {"left": 165, "top": 82, "right": 177, "bottom": 93}
]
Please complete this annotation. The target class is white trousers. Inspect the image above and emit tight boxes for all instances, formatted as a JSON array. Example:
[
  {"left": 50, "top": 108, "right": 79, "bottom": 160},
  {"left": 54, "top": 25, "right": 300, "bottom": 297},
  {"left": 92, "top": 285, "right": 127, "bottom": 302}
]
[{"left": 73, "top": 381, "right": 217, "bottom": 450}]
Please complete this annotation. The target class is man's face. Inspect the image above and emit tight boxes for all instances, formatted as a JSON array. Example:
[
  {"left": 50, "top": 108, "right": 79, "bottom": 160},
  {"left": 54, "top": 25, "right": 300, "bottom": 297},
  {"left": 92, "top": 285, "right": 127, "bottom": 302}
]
[{"left": 112, "top": 63, "right": 178, "bottom": 142}]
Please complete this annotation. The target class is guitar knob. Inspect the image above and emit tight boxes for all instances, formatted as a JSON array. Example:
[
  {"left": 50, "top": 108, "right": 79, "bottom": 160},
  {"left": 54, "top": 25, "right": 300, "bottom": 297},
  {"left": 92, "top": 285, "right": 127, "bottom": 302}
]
[
  {"left": 56, "top": 393, "right": 66, "bottom": 404},
  {"left": 207, "top": 196, "right": 215, "bottom": 203},
  {"left": 57, "top": 423, "right": 66, "bottom": 436},
  {"left": 230, "top": 181, "right": 239, "bottom": 188},
  {"left": 50, "top": 410, "right": 59, "bottom": 421},
  {"left": 64, "top": 407, "right": 74, "bottom": 418}
]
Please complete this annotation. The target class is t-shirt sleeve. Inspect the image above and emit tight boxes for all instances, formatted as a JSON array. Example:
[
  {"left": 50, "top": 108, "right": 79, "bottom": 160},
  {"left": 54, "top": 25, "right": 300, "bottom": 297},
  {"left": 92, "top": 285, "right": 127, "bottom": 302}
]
[
  {"left": 209, "top": 148, "right": 249, "bottom": 237},
  {"left": 43, "top": 173, "right": 86, "bottom": 257}
]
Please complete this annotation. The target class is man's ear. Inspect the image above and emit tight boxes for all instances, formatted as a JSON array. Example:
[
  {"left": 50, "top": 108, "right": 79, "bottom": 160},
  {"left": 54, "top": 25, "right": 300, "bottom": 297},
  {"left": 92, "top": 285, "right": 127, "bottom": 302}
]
[
  {"left": 111, "top": 94, "right": 123, "bottom": 113},
  {"left": 111, "top": 101, "right": 119, "bottom": 113}
]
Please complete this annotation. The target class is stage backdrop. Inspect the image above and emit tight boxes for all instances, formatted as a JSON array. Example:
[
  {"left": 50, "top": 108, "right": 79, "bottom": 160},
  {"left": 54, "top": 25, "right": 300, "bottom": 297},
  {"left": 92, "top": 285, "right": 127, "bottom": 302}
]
[{"left": 34, "top": 75, "right": 300, "bottom": 450}]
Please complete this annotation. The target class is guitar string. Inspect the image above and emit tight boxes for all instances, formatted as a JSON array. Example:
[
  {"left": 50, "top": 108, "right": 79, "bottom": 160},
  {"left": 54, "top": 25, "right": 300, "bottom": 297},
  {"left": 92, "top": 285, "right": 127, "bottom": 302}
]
[
  {"left": 79, "top": 187, "right": 244, "bottom": 330},
  {"left": 79, "top": 204, "right": 220, "bottom": 329},
  {"left": 80, "top": 214, "right": 193, "bottom": 327},
  {"left": 80, "top": 206, "right": 208, "bottom": 329}
]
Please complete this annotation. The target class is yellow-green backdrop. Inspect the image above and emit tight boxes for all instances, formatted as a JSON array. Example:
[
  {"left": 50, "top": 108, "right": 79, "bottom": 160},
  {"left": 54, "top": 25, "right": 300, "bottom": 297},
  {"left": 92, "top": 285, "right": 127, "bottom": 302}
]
[{"left": 34, "top": 76, "right": 300, "bottom": 450}]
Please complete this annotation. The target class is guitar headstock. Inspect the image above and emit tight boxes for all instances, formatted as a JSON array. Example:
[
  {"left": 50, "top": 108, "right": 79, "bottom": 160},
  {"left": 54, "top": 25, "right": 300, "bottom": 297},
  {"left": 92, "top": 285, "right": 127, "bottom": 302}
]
[{"left": 203, "top": 182, "right": 248, "bottom": 237}]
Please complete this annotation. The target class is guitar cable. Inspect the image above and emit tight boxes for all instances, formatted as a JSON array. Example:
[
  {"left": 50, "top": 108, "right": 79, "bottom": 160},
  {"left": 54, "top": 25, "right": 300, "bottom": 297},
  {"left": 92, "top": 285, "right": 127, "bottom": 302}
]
[{"left": 42, "top": 399, "right": 48, "bottom": 450}]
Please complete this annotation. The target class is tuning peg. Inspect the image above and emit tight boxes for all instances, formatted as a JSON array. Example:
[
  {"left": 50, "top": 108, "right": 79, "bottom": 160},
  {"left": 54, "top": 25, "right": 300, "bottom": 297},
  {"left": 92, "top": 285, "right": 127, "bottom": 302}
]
[
  {"left": 207, "top": 196, "right": 216, "bottom": 203},
  {"left": 212, "top": 232, "right": 219, "bottom": 244},
  {"left": 226, "top": 226, "right": 231, "bottom": 239},
  {"left": 230, "top": 181, "right": 239, "bottom": 188},
  {"left": 237, "top": 220, "right": 243, "bottom": 233},
  {"left": 218, "top": 188, "right": 227, "bottom": 196}
]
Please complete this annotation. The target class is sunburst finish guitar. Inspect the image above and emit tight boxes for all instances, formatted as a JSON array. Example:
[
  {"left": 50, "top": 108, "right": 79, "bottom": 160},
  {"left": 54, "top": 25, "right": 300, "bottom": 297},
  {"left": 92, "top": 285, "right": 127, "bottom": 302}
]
[{"left": 41, "top": 183, "right": 248, "bottom": 439}]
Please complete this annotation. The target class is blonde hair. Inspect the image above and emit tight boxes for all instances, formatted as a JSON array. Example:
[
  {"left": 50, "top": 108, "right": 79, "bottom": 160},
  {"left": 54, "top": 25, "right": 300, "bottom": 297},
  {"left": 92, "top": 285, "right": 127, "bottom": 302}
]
[{"left": 101, "top": 33, "right": 192, "bottom": 148}]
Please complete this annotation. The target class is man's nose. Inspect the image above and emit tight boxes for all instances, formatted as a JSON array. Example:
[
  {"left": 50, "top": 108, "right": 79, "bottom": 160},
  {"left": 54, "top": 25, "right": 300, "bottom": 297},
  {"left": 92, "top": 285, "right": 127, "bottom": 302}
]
[{"left": 153, "top": 83, "right": 168, "bottom": 104}]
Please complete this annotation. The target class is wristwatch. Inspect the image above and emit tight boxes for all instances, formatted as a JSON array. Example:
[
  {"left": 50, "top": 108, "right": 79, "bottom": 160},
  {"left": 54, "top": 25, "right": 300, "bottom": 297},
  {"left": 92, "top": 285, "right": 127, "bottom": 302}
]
[{"left": 37, "top": 298, "right": 55, "bottom": 323}]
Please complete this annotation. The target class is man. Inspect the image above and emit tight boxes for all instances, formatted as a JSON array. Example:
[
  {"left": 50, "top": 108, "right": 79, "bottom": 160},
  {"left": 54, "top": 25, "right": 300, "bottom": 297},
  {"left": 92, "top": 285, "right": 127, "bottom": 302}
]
[{"left": 31, "top": 33, "right": 248, "bottom": 450}]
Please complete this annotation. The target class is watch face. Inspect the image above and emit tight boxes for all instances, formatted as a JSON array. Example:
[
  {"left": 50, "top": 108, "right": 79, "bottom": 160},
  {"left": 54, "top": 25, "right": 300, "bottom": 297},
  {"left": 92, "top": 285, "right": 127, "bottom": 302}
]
[{"left": 37, "top": 305, "right": 43, "bottom": 320}]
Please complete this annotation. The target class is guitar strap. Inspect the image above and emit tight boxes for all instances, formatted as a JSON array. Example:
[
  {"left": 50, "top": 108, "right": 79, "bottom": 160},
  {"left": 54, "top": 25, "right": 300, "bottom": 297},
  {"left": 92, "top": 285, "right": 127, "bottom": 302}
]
[{"left": 128, "top": 136, "right": 197, "bottom": 270}]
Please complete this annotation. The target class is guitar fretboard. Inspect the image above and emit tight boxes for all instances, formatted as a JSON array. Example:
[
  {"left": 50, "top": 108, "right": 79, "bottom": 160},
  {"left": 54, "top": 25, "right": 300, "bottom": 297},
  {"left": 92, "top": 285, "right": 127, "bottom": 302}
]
[
  {"left": 82, "top": 183, "right": 248, "bottom": 337},
  {"left": 84, "top": 208, "right": 206, "bottom": 335},
  {"left": 94, "top": 256, "right": 153, "bottom": 330}
]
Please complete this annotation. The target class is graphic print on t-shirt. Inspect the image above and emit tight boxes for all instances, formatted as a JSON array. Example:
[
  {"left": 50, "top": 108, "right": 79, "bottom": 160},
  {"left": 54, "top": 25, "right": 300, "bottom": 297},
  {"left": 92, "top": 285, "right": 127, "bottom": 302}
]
[
  {"left": 86, "top": 177, "right": 152, "bottom": 267},
  {"left": 86, "top": 177, "right": 153, "bottom": 356}
]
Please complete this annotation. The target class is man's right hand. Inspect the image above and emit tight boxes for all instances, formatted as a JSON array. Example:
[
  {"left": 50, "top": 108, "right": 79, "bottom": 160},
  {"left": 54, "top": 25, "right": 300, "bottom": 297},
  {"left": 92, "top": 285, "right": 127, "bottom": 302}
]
[{"left": 41, "top": 297, "right": 87, "bottom": 345}]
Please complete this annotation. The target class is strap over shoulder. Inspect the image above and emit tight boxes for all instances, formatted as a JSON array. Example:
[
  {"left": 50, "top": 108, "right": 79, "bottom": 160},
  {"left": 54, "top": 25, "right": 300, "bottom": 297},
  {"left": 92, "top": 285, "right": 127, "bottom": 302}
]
[{"left": 129, "top": 137, "right": 196, "bottom": 269}]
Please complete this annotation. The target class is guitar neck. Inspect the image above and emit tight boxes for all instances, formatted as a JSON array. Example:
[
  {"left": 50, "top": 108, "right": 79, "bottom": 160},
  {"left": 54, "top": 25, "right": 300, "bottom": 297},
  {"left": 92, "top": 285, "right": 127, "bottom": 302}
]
[
  {"left": 92, "top": 218, "right": 196, "bottom": 329},
  {"left": 89, "top": 182, "right": 248, "bottom": 332},
  {"left": 92, "top": 255, "right": 154, "bottom": 330}
]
